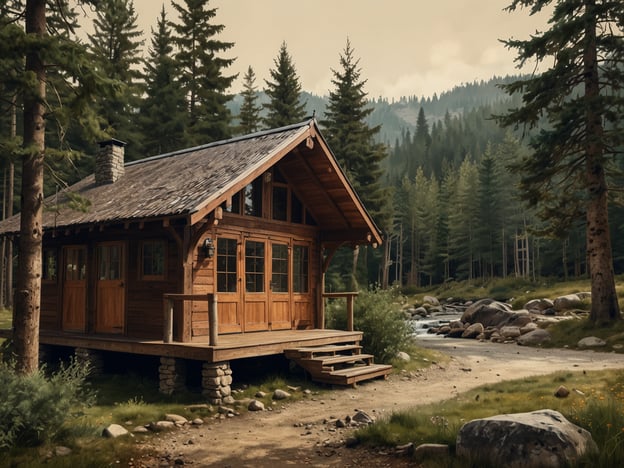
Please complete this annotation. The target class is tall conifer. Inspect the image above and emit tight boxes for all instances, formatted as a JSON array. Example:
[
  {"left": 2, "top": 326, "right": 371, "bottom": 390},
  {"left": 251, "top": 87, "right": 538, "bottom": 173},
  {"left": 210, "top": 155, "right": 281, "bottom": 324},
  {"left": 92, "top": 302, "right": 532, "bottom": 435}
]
[
  {"left": 263, "top": 42, "right": 306, "bottom": 128},
  {"left": 499, "top": 0, "right": 624, "bottom": 323},
  {"left": 172, "top": 0, "right": 236, "bottom": 143},
  {"left": 140, "top": 6, "right": 187, "bottom": 155},
  {"left": 238, "top": 66, "right": 261, "bottom": 135}
]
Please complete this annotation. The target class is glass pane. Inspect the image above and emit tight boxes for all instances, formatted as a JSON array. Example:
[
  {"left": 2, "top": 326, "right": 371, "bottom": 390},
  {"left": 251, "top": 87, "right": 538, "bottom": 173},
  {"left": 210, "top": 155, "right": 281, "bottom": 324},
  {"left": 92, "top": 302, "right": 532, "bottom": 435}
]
[
  {"left": 245, "top": 240, "right": 265, "bottom": 292},
  {"left": 142, "top": 241, "right": 165, "bottom": 277},
  {"left": 291, "top": 193, "right": 303, "bottom": 223},
  {"left": 272, "top": 186, "right": 288, "bottom": 221},
  {"left": 293, "top": 245, "right": 309, "bottom": 293},
  {"left": 271, "top": 243, "right": 288, "bottom": 293},
  {"left": 217, "top": 238, "right": 238, "bottom": 293},
  {"left": 244, "top": 177, "right": 263, "bottom": 217}
]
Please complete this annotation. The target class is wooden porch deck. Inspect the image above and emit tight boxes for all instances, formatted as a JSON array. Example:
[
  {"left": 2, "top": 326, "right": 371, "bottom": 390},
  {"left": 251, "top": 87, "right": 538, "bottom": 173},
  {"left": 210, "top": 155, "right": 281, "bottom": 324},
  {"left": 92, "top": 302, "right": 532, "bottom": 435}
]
[{"left": 3, "top": 329, "right": 364, "bottom": 363}]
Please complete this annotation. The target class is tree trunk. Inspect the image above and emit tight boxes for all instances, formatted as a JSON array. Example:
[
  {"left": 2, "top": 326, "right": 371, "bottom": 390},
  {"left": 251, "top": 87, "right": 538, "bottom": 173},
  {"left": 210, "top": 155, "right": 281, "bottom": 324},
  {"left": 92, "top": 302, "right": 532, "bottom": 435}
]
[
  {"left": 14, "top": 0, "right": 46, "bottom": 374},
  {"left": 583, "top": 0, "right": 620, "bottom": 323}
]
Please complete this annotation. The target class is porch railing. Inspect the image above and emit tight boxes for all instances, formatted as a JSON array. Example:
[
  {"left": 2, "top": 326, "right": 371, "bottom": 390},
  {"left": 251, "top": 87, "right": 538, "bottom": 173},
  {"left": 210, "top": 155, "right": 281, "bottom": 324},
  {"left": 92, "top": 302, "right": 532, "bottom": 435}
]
[
  {"left": 163, "top": 293, "right": 218, "bottom": 345},
  {"left": 321, "top": 292, "right": 358, "bottom": 331}
]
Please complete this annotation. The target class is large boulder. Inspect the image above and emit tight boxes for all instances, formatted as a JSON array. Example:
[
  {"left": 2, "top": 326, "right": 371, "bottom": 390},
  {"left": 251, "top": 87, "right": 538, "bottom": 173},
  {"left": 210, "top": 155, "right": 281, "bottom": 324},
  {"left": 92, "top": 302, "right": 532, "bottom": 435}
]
[
  {"left": 462, "top": 322, "right": 484, "bottom": 339},
  {"left": 578, "top": 336, "right": 606, "bottom": 348},
  {"left": 456, "top": 409, "right": 597, "bottom": 467},
  {"left": 553, "top": 294, "right": 584, "bottom": 311},
  {"left": 524, "top": 298, "right": 554, "bottom": 313},
  {"left": 517, "top": 328, "right": 551, "bottom": 346},
  {"left": 461, "top": 299, "right": 515, "bottom": 328}
]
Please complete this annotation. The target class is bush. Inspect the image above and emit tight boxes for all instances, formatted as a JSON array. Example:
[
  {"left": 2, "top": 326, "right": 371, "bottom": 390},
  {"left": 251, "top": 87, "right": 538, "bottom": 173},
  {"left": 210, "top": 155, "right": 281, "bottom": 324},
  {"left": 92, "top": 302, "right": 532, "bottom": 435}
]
[
  {"left": 326, "top": 286, "right": 412, "bottom": 363},
  {"left": 0, "top": 358, "right": 94, "bottom": 449}
]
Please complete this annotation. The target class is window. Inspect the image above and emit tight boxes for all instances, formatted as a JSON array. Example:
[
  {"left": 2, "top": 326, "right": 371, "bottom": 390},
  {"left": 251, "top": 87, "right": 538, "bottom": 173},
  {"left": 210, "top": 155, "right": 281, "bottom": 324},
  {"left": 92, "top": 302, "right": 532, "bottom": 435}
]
[
  {"left": 293, "top": 245, "right": 309, "bottom": 293},
  {"left": 272, "top": 186, "right": 288, "bottom": 221},
  {"left": 42, "top": 248, "right": 57, "bottom": 281},
  {"left": 141, "top": 241, "right": 165, "bottom": 280},
  {"left": 98, "top": 244, "right": 122, "bottom": 280},
  {"left": 217, "top": 238, "right": 238, "bottom": 292},
  {"left": 245, "top": 240, "right": 265, "bottom": 292},
  {"left": 271, "top": 243, "right": 288, "bottom": 292},
  {"left": 291, "top": 193, "right": 303, "bottom": 224},
  {"left": 244, "top": 177, "right": 263, "bottom": 217},
  {"left": 65, "top": 247, "right": 86, "bottom": 281},
  {"left": 222, "top": 192, "right": 241, "bottom": 214}
]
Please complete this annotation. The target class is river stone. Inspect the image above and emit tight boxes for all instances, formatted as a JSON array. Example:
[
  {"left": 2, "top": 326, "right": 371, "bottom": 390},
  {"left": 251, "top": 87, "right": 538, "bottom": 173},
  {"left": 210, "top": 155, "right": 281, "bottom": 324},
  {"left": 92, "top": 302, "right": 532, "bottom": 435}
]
[
  {"left": 248, "top": 399, "right": 265, "bottom": 411},
  {"left": 352, "top": 410, "right": 374, "bottom": 424},
  {"left": 553, "top": 294, "right": 583, "bottom": 311},
  {"left": 578, "top": 336, "right": 606, "bottom": 348},
  {"left": 102, "top": 424, "right": 129, "bottom": 438},
  {"left": 462, "top": 322, "right": 484, "bottom": 339},
  {"left": 461, "top": 299, "right": 515, "bottom": 328},
  {"left": 414, "top": 443, "right": 449, "bottom": 462},
  {"left": 165, "top": 414, "right": 188, "bottom": 424},
  {"left": 273, "top": 389, "right": 291, "bottom": 400},
  {"left": 500, "top": 326, "right": 521, "bottom": 339},
  {"left": 396, "top": 351, "right": 411, "bottom": 362},
  {"left": 520, "top": 322, "right": 538, "bottom": 334},
  {"left": 456, "top": 409, "right": 597, "bottom": 467},
  {"left": 524, "top": 298, "right": 554, "bottom": 313},
  {"left": 517, "top": 328, "right": 551, "bottom": 346},
  {"left": 423, "top": 295, "right": 440, "bottom": 306}
]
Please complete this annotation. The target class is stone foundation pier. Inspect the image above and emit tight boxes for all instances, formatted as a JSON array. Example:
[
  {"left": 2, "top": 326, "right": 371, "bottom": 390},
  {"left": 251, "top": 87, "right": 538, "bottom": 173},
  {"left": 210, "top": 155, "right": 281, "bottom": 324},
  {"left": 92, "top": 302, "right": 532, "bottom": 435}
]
[
  {"left": 159, "top": 357, "right": 187, "bottom": 394},
  {"left": 74, "top": 347, "right": 104, "bottom": 377},
  {"left": 202, "top": 361, "right": 233, "bottom": 404}
]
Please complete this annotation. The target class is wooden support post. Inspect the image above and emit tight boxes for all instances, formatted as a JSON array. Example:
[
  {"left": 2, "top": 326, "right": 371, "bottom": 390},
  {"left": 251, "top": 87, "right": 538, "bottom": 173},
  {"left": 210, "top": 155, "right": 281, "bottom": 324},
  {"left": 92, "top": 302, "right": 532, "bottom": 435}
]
[
  {"left": 346, "top": 294, "right": 354, "bottom": 332},
  {"left": 164, "top": 297, "right": 174, "bottom": 343},
  {"left": 208, "top": 293, "right": 218, "bottom": 346}
]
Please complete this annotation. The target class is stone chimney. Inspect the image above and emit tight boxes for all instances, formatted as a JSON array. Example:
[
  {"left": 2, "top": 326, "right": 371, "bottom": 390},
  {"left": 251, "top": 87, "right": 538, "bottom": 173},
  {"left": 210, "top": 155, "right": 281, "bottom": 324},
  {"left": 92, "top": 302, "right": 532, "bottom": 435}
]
[{"left": 95, "top": 139, "right": 126, "bottom": 185}]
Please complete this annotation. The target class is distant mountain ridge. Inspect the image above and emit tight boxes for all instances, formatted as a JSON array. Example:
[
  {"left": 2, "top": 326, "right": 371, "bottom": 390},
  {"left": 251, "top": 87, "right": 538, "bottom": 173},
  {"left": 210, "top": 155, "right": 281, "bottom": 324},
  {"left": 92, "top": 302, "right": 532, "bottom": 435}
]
[{"left": 228, "top": 75, "right": 521, "bottom": 145}]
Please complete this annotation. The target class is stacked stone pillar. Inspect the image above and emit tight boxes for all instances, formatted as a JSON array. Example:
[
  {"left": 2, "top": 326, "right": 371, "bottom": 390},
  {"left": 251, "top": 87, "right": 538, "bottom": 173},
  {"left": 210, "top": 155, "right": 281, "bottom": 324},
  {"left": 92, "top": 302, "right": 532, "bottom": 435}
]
[
  {"left": 202, "top": 361, "right": 233, "bottom": 404},
  {"left": 159, "top": 357, "right": 187, "bottom": 395},
  {"left": 74, "top": 347, "right": 104, "bottom": 377}
]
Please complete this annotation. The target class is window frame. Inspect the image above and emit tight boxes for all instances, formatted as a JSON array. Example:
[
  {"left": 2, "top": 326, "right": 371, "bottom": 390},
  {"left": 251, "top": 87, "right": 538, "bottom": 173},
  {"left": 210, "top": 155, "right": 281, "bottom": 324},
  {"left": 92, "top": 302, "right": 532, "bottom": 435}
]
[{"left": 139, "top": 240, "right": 166, "bottom": 281}]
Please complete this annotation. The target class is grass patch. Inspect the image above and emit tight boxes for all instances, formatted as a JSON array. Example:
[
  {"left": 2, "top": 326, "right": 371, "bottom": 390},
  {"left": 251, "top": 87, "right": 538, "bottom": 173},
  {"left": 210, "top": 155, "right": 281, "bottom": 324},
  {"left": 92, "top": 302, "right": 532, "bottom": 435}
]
[
  {"left": 542, "top": 317, "right": 624, "bottom": 351},
  {"left": 356, "top": 369, "right": 624, "bottom": 466}
]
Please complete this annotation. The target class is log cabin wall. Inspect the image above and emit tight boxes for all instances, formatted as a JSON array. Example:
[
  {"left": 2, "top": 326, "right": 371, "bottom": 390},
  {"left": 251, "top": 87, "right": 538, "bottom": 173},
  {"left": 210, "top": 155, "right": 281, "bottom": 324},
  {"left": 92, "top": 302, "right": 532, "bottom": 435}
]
[{"left": 38, "top": 221, "right": 182, "bottom": 340}]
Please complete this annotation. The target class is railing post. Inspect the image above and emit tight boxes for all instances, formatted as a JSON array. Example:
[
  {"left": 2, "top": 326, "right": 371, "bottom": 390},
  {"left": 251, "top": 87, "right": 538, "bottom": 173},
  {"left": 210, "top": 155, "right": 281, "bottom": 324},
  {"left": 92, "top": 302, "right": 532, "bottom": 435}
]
[
  {"left": 346, "top": 294, "right": 354, "bottom": 332},
  {"left": 163, "top": 296, "right": 174, "bottom": 343},
  {"left": 208, "top": 293, "right": 219, "bottom": 346}
]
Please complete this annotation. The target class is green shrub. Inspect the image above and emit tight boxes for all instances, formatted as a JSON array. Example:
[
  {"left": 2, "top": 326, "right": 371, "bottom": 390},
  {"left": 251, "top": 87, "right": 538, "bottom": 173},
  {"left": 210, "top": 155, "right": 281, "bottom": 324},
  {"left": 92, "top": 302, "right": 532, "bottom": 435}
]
[
  {"left": 0, "top": 358, "right": 94, "bottom": 449},
  {"left": 326, "top": 286, "right": 412, "bottom": 363}
]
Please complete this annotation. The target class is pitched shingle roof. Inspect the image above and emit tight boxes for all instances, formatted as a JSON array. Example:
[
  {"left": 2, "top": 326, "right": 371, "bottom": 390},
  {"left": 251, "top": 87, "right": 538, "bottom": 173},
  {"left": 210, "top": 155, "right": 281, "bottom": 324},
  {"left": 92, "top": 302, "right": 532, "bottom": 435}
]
[{"left": 0, "top": 120, "right": 382, "bottom": 245}]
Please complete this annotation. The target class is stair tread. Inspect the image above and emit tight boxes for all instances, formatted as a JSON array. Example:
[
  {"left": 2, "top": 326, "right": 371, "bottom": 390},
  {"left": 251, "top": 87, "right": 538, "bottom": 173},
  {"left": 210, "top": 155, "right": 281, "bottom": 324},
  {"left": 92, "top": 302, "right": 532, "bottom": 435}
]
[
  {"left": 287, "top": 344, "right": 362, "bottom": 354},
  {"left": 328, "top": 363, "right": 393, "bottom": 377},
  {"left": 303, "top": 353, "right": 374, "bottom": 365}
]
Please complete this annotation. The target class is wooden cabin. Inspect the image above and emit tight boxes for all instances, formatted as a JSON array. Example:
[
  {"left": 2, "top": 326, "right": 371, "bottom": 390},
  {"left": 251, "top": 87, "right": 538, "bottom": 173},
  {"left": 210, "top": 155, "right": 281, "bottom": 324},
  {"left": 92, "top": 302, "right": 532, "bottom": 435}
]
[{"left": 0, "top": 119, "right": 391, "bottom": 398}]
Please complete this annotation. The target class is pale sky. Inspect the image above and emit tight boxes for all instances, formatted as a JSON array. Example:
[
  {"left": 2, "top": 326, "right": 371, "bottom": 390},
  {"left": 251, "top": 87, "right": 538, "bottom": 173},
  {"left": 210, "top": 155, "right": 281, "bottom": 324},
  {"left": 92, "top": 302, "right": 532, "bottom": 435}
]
[{"left": 79, "top": 0, "right": 551, "bottom": 99}]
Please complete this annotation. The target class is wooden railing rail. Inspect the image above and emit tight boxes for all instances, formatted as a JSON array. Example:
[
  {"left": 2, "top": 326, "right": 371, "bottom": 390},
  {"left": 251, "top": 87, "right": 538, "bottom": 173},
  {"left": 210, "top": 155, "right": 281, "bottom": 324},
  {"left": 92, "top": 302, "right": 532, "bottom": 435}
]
[
  {"left": 163, "top": 293, "right": 218, "bottom": 345},
  {"left": 322, "top": 292, "right": 359, "bottom": 331}
]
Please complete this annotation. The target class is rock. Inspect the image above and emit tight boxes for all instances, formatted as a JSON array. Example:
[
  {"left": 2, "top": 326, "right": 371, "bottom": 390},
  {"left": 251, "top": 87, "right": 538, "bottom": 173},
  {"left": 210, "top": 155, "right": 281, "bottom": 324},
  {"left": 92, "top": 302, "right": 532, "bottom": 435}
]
[
  {"left": 345, "top": 436, "right": 359, "bottom": 448},
  {"left": 396, "top": 351, "right": 411, "bottom": 362},
  {"left": 255, "top": 391, "right": 267, "bottom": 398},
  {"left": 524, "top": 298, "right": 554, "bottom": 313},
  {"left": 273, "top": 389, "right": 291, "bottom": 400},
  {"left": 394, "top": 442, "right": 415, "bottom": 456},
  {"left": 413, "top": 306, "right": 428, "bottom": 317},
  {"left": 218, "top": 406, "right": 236, "bottom": 415},
  {"left": 153, "top": 421, "right": 175, "bottom": 430},
  {"left": 133, "top": 426, "right": 149, "bottom": 433},
  {"left": 222, "top": 396, "right": 236, "bottom": 405},
  {"left": 461, "top": 322, "right": 484, "bottom": 339},
  {"left": 447, "top": 327, "right": 466, "bottom": 338},
  {"left": 578, "top": 336, "right": 606, "bottom": 348},
  {"left": 352, "top": 410, "right": 374, "bottom": 425},
  {"left": 165, "top": 414, "right": 188, "bottom": 424},
  {"left": 500, "top": 326, "right": 521, "bottom": 339},
  {"left": 517, "top": 328, "right": 551, "bottom": 346},
  {"left": 248, "top": 399, "right": 265, "bottom": 411},
  {"left": 54, "top": 446, "right": 72, "bottom": 456},
  {"left": 461, "top": 299, "right": 515, "bottom": 328},
  {"left": 554, "top": 385, "right": 570, "bottom": 398},
  {"left": 413, "top": 443, "right": 449, "bottom": 462},
  {"left": 519, "top": 322, "right": 538, "bottom": 334},
  {"left": 335, "top": 419, "right": 346, "bottom": 428},
  {"left": 423, "top": 295, "right": 440, "bottom": 306},
  {"left": 102, "top": 424, "right": 129, "bottom": 438},
  {"left": 456, "top": 409, "right": 597, "bottom": 467},
  {"left": 553, "top": 294, "right": 583, "bottom": 311},
  {"left": 508, "top": 313, "right": 532, "bottom": 328}
]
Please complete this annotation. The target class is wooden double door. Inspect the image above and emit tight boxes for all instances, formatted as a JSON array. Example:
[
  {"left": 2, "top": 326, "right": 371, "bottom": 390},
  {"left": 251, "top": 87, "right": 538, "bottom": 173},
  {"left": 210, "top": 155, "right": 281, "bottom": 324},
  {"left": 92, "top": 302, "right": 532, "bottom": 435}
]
[
  {"left": 61, "top": 242, "right": 126, "bottom": 334},
  {"left": 216, "top": 232, "right": 312, "bottom": 333}
]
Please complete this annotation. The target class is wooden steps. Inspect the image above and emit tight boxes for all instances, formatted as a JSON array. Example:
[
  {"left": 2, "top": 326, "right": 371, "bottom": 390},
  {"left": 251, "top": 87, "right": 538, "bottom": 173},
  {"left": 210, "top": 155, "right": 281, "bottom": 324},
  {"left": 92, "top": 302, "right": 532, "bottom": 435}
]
[{"left": 285, "top": 342, "right": 392, "bottom": 387}]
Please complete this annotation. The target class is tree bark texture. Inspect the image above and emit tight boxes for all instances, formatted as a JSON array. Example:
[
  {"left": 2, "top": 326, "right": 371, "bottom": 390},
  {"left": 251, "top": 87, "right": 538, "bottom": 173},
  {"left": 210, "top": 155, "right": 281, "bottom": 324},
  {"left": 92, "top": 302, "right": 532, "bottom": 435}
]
[
  {"left": 583, "top": 0, "right": 620, "bottom": 323},
  {"left": 14, "top": 0, "right": 46, "bottom": 374}
]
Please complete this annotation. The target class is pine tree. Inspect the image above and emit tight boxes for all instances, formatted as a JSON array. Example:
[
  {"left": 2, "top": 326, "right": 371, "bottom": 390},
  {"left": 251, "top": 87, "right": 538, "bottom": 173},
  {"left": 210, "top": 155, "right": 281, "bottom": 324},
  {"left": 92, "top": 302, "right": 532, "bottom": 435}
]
[
  {"left": 88, "top": 0, "right": 145, "bottom": 160},
  {"left": 139, "top": 6, "right": 187, "bottom": 156},
  {"left": 172, "top": 0, "right": 236, "bottom": 144},
  {"left": 263, "top": 41, "right": 306, "bottom": 128},
  {"left": 498, "top": 0, "right": 624, "bottom": 323},
  {"left": 322, "top": 39, "right": 389, "bottom": 288},
  {"left": 1, "top": 0, "right": 104, "bottom": 374},
  {"left": 238, "top": 66, "right": 261, "bottom": 135}
]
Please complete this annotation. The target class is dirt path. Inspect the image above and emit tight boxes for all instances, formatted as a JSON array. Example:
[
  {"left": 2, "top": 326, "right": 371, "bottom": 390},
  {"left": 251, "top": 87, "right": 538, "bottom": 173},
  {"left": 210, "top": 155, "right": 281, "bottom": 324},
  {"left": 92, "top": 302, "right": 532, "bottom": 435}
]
[{"left": 138, "top": 338, "right": 624, "bottom": 467}]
